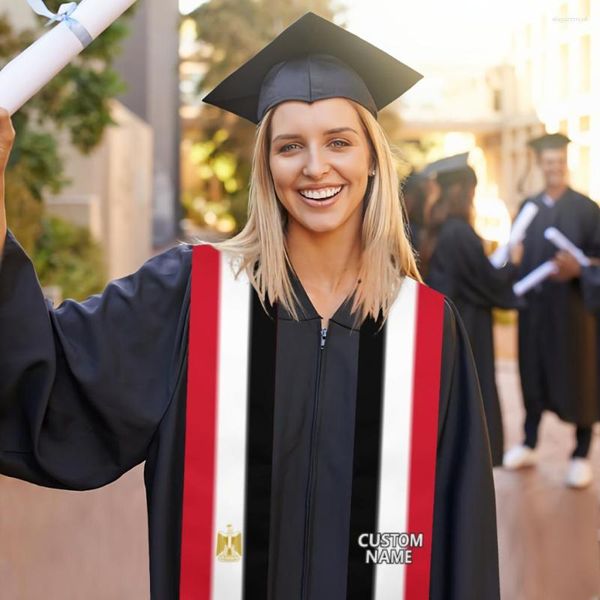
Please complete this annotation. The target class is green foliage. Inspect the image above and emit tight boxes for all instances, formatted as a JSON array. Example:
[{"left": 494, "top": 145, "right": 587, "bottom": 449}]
[
  {"left": 0, "top": 5, "right": 136, "bottom": 294},
  {"left": 4, "top": 164, "right": 43, "bottom": 255},
  {"left": 8, "top": 112, "right": 68, "bottom": 199},
  {"left": 33, "top": 216, "right": 106, "bottom": 301}
]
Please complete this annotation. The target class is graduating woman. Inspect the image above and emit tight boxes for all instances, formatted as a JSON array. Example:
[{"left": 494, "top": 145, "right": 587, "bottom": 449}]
[
  {"left": 423, "top": 155, "right": 521, "bottom": 467},
  {"left": 0, "top": 13, "right": 499, "bottom": 600}
]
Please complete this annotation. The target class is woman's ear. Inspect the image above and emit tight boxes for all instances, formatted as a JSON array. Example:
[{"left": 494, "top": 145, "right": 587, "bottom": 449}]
[{"left": 368, "top": 160, "right": 377, "bottom": 177}]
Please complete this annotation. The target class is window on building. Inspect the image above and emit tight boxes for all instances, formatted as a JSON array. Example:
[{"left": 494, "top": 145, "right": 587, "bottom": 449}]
[
  {"left": 580, "top": 115, "right": 591, "bottom": 132},
  {"left": 578, "top": 146, "right": 590, "bottom": 194},
  {"left": 581, "top": 35, "right": 591, "bottom": 92},
  {"left": 560, "top": 44, "right": 569, "bottom": 98},
  {"left": 493, "top": 89, "right": 502, "bottom": 112},
  {"left": 560, "top": 119, "right": 569, "bottom": 135},
  {"left": 580, "top": 0, "right": 590, "bottom": 19}
]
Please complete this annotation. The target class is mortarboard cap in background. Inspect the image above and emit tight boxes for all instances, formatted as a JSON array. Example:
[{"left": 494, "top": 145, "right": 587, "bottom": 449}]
[
  {"left": 421, "top": 152, "right": 470, "bottom": 180},
  {"left": 527, "top": 132, "right": 571, "bottom": 153},
  {"left": 202, "top": 12, "right": 423, "bottom": 124}
]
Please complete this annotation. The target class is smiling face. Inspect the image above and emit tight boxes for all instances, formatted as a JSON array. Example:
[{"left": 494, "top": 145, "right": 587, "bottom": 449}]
[
  {"left": 537, "top": 147, "right": 568, "bottom": 189},
  {"left": 268, "top": 98, "right": 373, "bottom": 237}
]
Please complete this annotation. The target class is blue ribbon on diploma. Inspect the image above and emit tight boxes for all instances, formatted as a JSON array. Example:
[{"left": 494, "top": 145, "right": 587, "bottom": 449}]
[{"left": 26, "top": 0, "right": 94, "bottom": 49}]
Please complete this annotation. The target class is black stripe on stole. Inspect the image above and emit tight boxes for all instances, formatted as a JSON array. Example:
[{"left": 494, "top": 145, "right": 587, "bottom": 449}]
[
  {"left": 346, "top": 317, "right": 386, "bottom": 599},
  {"left": 242, "top": 291, "right": 278, "bottom": 598}
]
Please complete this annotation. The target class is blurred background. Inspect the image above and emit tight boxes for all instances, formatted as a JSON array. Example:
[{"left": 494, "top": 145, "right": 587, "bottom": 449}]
[{"left": 0, "top": 0, "right": 599, "bottom": 598}]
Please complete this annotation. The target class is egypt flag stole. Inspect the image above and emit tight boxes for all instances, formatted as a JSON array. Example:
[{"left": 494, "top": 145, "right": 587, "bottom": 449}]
[{"left": 180, "top": 245, "right": 444, "bottom": 600}]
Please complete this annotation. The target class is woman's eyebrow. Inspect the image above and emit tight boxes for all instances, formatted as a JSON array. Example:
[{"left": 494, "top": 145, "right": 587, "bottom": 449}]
[{"left": 272, "top": 127, "right": 359, "bottom": 143}]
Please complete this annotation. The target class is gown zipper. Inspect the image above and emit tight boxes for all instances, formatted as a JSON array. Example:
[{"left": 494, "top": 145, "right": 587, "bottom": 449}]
[{"left": 300, "top": 326, "right": 328, "bottom": 599}]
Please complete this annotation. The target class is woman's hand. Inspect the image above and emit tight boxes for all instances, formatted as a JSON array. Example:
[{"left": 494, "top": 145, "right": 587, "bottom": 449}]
[
  {"left": 0, "top": 107, "right": 15, "bottom": 173},
  {"left": 0, "top": 107, "right": 15, "bottom": 255}
]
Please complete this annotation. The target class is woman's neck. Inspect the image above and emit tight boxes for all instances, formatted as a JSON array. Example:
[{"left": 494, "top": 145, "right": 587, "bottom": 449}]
[{"left": 287, "top": 223, "right": 362, "bottom": 295}]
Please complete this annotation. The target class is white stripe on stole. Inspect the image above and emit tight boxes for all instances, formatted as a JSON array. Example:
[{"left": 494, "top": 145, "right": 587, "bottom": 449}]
[
  {"left": 211, "top": 255, "right": 251, "bottom": 600},
  {"left": 374, "top": 277, "right": 418, "bottom": 600}
]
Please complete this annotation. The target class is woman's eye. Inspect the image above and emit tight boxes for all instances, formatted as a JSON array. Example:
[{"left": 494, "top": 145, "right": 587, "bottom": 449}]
[
  {"left": 280, "top": 143, "right": 301, "bottom": 152},
  {"left": 277, "top": 139, "right": 349, "bottom": 152},
  {"left": 330, "top": 139, "right": 350, "bottom": 148}
]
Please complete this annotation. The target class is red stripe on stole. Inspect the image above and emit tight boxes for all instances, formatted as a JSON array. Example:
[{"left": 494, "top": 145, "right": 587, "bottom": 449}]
[
  {"left": 405, "top": 284, "right": 444, "bottom": 599},
  {"left": 180, "top": 245, "right": 220, "bottom": 599}
]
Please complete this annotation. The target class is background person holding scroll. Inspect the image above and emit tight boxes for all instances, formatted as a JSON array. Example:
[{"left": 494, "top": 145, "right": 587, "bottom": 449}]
[{"left": 503, "top": 133, "right": 600, "bottom": 489}]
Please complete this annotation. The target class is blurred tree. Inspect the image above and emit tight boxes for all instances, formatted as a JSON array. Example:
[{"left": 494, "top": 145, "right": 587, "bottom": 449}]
[
  {"left": 182, "top": 0, "right": 343, "bottom": 233},
  {"left": 33, "top": 216, "right": 106, "bottom": 301},
  {"left": 0, "top": 3, "right": 136, "bottom": 298}
]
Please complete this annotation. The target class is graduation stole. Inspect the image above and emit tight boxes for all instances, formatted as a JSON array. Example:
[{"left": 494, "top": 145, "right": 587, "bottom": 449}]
[{"left": 180, "top": 245, "right": 444, "bottom": 600}]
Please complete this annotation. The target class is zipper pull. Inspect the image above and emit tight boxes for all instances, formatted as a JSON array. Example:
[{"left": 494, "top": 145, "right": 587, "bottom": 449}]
[{"left": 320, "top": 327, "right": 328, "bottom": 350}]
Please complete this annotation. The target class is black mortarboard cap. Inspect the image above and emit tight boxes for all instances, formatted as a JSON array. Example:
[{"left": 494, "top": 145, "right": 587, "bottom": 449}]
[
  {"left": 421, "top": 152, "right": 470, "bottom": 179},
  {"left": 527, "top": 132, "right": 571, "bottom": 153},
  {"left": 202, "top": 12, "right": 423, "bottom": 124}
]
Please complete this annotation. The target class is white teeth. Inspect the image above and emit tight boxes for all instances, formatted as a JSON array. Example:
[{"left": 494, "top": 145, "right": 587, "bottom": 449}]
[{"left": 299, "top": 186, "right": 342, "bottom": 200}]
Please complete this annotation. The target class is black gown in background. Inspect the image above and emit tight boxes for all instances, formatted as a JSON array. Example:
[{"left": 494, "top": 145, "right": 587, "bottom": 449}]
[
  {"left": 0, "top": 229, "right": 500, "bottom": 599},
  {"left": 517, "top": 188, "right": 600, "bottom": 426},
  {"left": 426, "top": 217, "right": 519, "bottom": 466}
]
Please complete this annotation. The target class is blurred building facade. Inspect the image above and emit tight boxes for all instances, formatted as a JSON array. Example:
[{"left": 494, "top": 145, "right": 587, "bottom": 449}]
[
  {"left": 500, "top": 0, "right": 597, "bottom": 203},
  {"left": 47, "top": 101, "right": 154, "bottom": 280},
  {"left": 114, "top": 0, "right": 182, "bottom": 247},
  {"left": 400, "top": 0, "right": 598, "bottom": 224}
]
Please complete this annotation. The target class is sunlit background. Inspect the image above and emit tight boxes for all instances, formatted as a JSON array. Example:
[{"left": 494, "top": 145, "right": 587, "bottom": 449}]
[
  {"left": 0, "top": 0, "right": 596, "bottom": 288},
  {"left": 178, "top": 0, "right": 596, "bottom": 247},
  {"left": 1, "top": 2, "right": 599, "bottom": 599}
]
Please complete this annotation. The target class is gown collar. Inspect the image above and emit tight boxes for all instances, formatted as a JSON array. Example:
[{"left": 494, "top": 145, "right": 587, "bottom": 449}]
[
  {"left": 537, "top": 186, "right": 572, "bottom": 207},
  {"left": 278, "top": 263, "right": 360, "bottom": 331}
]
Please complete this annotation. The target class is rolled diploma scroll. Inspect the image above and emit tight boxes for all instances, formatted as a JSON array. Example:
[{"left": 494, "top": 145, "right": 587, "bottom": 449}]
[
  {"left": 513, "top": 260, "right": 558, "bottom": 297},
  {"left": 544, "top": 227, "right": 592, "bottom": 267},
  {"left": 489, "top": 202, "right": 540, "bottom": 268},
  {"left": 0, "top": 0, "right": 137, "bottom": 115}
]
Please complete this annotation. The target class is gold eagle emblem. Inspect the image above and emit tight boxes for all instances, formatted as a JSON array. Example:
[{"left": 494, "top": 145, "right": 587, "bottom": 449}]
[{"left": 216, "top": 523, "right": 242, "bottom": 562}]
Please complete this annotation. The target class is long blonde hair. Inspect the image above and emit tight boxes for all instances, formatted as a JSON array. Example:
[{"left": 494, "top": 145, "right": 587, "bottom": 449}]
[{"left": 213, "top": 100, "right": 421, "bottom": 324}]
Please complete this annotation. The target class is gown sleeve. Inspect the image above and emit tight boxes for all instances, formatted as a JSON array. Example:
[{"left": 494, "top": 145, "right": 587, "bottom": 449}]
[
  {"left": 430, "top": 298, "right": 500, "bottom": 600},
  {"left": 580, "top": 265, "right": 600, "bottom": 311},
  {"left": 0, "top": 229, "right": 192, "bottom": 490}
]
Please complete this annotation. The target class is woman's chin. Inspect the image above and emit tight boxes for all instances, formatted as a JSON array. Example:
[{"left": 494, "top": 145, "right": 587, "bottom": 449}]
[{"left": 293, "top": 214, "right": 346, "bottom": 235}]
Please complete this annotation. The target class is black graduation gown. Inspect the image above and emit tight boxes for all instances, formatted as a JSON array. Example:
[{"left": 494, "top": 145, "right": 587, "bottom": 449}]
[
  {"left": 517, "top": 188, "right": 600, "bottom": 426},
  {"left": 425, "top": 217, "right": 519, "bottom": 467},
  {"left": 0, "top": 229, "right": 499, "bottom": 599},
  {"left": 578, "top": 266, "right": 600, "bottom": 409}
]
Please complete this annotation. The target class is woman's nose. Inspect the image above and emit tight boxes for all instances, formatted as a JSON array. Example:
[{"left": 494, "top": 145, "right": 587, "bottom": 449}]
[{"left": 302, "top": 148, "right": 330, "bottom": 178}]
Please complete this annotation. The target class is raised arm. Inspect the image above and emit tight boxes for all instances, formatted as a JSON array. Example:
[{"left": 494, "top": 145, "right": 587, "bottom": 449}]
[
  {"left": 0, "top": 108, "right": 16, "bottom": 257},
  {"left": 0, "top": 108, "right": 192, "bottom": 489}
]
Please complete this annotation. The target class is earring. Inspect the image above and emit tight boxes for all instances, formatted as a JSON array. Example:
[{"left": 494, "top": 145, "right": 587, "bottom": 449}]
[{"left": 368, "top": 168, "right": 376, "bottom": 177}]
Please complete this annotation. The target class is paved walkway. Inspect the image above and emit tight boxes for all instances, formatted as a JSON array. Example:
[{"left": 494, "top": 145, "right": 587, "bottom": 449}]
[{"left": 495, "top": 321, "right": 600, "bottom": 600}]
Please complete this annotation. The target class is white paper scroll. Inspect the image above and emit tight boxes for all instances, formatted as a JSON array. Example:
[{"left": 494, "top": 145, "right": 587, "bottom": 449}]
[
  {"left": 544, "top": 227, "right": 592, "bottom": 267},
  {"left": 489, "top": 202, "right": 539, "bottom": 268},
  {"left": 0, "top": 0, "right": 137, "bottom": 115},
  {"left": 513, "top": 261, "right": 558, "bottom": 297}
]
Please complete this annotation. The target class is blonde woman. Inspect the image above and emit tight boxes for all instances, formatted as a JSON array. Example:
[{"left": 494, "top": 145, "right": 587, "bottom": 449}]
[{"left": 0, "top": 13, "right": 499, "bottom": 600}]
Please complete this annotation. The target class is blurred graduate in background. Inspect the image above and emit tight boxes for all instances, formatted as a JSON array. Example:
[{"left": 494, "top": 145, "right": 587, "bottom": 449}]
[
  {"left": 504, "top": 133, "right": 600, "bottom": 489},
  {"left": 423, "top": 153, "right": 521, "bottom": 466},
  {"left": 401, "top": 171, "right": 427, "bottom": 255}
]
